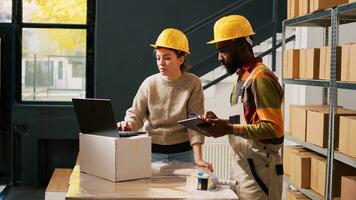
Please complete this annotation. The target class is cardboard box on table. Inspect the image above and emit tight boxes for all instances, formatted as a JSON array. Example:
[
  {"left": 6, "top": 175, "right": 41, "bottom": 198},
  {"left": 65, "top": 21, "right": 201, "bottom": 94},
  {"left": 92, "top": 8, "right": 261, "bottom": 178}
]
[
  {"left": 79, "top": 133, "right": 152, "bottom": 182},
  {"left": 310, "top": 155, "right": 356, "bottom": 197},
  {"left": 340, "top": 176, "right": 356, "bottom": 200},
  {"left": 339, "top": 116, "right": 356, "bottom": 159},
  {"left": 306, "top": 108, "right": 356, "bottom": 148}
]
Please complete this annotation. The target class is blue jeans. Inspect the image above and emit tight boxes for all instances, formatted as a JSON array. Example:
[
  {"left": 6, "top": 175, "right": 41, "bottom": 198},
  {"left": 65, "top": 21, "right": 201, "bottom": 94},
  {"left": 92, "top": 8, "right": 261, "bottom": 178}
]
[{"left": 152, "top": 150, "right": 195, "bottom": 162}]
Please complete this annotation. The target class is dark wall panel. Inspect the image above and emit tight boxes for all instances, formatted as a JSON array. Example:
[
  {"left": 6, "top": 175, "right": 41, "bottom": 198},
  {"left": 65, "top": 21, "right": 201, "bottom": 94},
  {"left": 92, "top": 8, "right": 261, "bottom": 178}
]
[
  {"left": 95, "top": 0, "right": 233, "bottom": 120},
  {"left": 12, "top": 105, "right": 79, "bottom": 184}
]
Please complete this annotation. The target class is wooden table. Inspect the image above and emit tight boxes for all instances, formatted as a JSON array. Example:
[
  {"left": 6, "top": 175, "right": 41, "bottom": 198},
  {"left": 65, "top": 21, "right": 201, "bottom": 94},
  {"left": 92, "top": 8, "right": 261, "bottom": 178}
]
[{"left": 66, "top": 161, "right": 238, "bottom": 199}]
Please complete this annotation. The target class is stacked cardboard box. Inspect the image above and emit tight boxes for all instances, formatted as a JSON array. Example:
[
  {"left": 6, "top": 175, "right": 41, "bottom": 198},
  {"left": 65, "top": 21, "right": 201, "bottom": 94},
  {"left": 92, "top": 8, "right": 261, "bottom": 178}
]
[
  {"left": 289, "top": 148, "right": 316, "bottom": 188},
  {"left": 341, "top": 43, "right": 356, "bottom": 82},
  {"left": 340, "top": 176, "right": 356, "bottom": 200},
  {"left": 284, "top": 49, "right": 300, "bottom": 79},
  {"left": 288, "top": 0, "right": 354, "bottom": 18},
  {"left": 299, "top": 48, "right": 320, "bottom": 79},
  {"left": 284, "top": 145, "right": 294, "bottom": 176},
  {"left": 288, "top": 105, "right": 298, "bottom": 136},
  {"left": 286, "top": 189, "right": 310, "bottom": 200},
  {"left": 339, "top": 116, "right": 356, "bottom": 158},
  {"left": 319, "top": 46, "right": 342, "bottom": 80},
  {"left": 299, "top": 49, "right": 308, "bottom": 79},
  {"left": 284, "top": 145, "right": 305, "bottom": 176},
  {"left": 310, "top": 156, "right": 356, "bottom": 197},
  {"left": 289, "top": 105, "right": 328, "bottom": 141},
  {"left": 299, "top": 0, "right": 310, "bottom": 16},
  {"left": 309, "top": 0, "right": 349, "bottom": 13},
  {"left": 287, "top": 0, "right": 300, "bottom": 19},
  {"left": 306, "top": 108, "right": 356, "bottom": 148}
]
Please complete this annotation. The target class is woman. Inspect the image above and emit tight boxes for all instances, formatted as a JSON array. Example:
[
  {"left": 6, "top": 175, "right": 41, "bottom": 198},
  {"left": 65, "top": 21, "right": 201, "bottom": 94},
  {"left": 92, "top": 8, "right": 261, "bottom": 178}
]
[{"left": 117, "top": 28, "right": 213, "bottom": 171}]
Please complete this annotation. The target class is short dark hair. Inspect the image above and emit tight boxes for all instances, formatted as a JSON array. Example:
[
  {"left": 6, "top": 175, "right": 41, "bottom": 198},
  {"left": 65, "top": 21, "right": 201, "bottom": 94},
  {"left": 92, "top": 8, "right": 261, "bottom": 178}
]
[{"left": 232, "top": 37, "right": 253, "bottom": 54}]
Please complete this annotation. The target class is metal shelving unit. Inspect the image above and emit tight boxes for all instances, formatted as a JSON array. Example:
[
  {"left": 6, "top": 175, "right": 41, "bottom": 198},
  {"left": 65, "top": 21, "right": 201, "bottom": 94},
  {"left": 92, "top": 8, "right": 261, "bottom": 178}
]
[
  {"left": 285, "top": 134, "right": 356, "bottom": 168},
  {"left": 284, "top": 176, "right": 324, "bottom": 200},
  {"left": 284, "top": 79, "right": 356, "bottom": 90},
  {"left": 336, "top": 81, "right": 356, "bottom": 90},
  {"left": 282, "top": 2, "right": 356, "bottom": 200},
  {"left": 283, "top": 79, "right": 330, "bottom": 87},
  {"left": 284, "top": 9, "right": 332, "bottom": 27}
]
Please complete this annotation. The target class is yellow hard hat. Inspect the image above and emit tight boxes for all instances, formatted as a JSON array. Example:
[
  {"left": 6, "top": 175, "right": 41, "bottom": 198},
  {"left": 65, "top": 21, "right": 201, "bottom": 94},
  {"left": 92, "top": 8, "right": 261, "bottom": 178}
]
[
  {"left": 207, "top": 15, "right": 255, "bottom": 44},
  {"left": 151, "top": 28, "right": 190, "bottom": 54}
]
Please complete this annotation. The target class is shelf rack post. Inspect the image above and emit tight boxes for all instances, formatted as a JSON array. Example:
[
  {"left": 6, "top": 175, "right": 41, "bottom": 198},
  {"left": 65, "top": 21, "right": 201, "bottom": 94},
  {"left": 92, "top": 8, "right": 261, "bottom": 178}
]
[
  {"left": 281, "top": 21, "right": 286, "bottom": 85},
  {"left": 322, "top": 27, "right": 329, "bottom": 105},
  {"left": 325, "top": 8, "right": 339, "bottom": 200}
]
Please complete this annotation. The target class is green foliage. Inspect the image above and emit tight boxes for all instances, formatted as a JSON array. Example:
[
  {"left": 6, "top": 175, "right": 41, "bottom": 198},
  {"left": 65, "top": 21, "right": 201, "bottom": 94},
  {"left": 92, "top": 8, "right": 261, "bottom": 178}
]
[{"left": 24, "top": 0, "right": 87, "bottom": 55}]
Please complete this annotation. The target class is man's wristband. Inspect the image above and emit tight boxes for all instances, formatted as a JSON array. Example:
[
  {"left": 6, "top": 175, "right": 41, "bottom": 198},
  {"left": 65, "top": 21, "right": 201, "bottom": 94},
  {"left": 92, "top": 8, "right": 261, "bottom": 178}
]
[{"left": 232, "top": 124, "right": 244, "bottom": 136}]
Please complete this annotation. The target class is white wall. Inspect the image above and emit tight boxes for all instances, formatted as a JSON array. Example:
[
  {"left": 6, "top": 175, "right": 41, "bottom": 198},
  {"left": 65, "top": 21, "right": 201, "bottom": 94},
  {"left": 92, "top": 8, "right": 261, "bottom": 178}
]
[{"left": 202, "top": 67, "right": 233, "bottom": 143}]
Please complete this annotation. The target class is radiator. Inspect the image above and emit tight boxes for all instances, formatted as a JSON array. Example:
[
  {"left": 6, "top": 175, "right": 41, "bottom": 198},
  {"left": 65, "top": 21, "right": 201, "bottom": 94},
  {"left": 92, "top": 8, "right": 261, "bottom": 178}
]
[{"left": 202, "top": 142, "right": 232, "bottom": 180}]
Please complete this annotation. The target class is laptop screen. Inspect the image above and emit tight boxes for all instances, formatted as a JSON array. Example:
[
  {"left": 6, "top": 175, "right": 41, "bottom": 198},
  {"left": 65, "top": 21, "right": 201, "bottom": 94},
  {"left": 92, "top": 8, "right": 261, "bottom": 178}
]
[{"left": 72, "top": 98, "right": 117, "bottom": 135}]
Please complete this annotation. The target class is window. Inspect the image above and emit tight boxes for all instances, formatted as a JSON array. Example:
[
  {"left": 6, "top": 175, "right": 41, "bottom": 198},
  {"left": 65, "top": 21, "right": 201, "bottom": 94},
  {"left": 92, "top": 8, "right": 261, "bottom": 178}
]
[
  {"left": 20, "top": 0, "right": 91, "bottom": 102},
  {"left": 0, "top": 0, "right": 12, "bottom": 23},
  {"left": 72, "top": 62, "right": 84, "bottom": 78},
  {"left": 22, "top": 0, "right": 86, "bottom": 24},
  {"left": 22, "top": 28, "right": 86, "bottom": 101},
  {"left": 58, "top": 61, "right": 63, "bottom": 80}
]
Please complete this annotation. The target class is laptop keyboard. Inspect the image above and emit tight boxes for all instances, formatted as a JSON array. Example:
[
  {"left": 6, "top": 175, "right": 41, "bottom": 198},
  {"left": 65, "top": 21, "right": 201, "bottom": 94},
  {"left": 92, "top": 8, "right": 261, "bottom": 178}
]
[{"left": 118, "top": 131, "right": 146, "bottom": 137}]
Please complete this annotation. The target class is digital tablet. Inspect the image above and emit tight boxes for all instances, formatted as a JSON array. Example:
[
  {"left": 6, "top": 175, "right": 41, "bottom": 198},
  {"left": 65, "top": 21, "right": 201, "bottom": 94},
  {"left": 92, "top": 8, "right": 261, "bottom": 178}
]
[{"left": 178, "top": 117, "right": 213, "bottom": 137}]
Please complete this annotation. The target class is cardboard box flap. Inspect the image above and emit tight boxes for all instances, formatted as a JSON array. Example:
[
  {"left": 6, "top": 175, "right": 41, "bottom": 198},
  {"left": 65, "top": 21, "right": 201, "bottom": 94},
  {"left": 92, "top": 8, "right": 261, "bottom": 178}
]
[
  {"left": 340, "top": 115, "right": 356, "bottom": 121},
  {"left": 343, "top": 176, "right": 356, "bottom": 182}
]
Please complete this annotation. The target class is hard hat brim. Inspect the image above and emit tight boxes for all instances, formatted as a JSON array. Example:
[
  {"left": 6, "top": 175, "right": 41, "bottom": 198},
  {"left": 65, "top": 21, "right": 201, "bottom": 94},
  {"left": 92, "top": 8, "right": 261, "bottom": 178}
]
[
  {"left": 206, "top": 32, "right": 255, "bottom": 44},
  {"left": 150, "top": 44, "right": 190, "bottom": 54}
]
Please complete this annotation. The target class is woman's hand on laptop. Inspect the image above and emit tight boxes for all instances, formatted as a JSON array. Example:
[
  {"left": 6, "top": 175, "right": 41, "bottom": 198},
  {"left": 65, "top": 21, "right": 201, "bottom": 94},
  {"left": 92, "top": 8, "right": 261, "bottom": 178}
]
[{"left": 117, "top": 121, "right": 133, "bottom": 131}]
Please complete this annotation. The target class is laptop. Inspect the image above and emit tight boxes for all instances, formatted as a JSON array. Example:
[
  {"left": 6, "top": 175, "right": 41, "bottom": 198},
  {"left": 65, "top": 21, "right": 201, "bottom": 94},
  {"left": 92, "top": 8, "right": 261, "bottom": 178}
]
[{"left": 72, "top": 98, "right": 145, "bottom": 137}]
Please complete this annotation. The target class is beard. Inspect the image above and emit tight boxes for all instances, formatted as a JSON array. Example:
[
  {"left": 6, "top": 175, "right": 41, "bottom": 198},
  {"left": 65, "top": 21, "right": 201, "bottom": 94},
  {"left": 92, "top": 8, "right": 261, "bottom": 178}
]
[{"left": 221, "top": 54, "right": 242, "bottom": 75}]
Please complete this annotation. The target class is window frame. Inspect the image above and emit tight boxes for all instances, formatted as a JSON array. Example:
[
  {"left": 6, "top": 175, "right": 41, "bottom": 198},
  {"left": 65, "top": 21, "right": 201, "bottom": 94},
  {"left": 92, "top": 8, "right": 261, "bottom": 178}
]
[{"left": 13, "top": 0, "right": 95, "bottom": 104}]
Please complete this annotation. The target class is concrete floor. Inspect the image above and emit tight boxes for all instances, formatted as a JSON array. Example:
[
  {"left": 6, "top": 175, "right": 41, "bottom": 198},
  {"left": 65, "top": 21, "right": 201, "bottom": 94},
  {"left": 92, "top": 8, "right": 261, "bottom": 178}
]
[{"left": 3, "top": 185, "right": 45, "bottom": 200}]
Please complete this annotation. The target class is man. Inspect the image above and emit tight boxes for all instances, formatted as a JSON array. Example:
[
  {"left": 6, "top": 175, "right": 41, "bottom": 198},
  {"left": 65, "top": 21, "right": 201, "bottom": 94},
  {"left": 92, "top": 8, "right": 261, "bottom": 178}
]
[{"left": 199, "top": 15, "right": 284, "bottom": 200}]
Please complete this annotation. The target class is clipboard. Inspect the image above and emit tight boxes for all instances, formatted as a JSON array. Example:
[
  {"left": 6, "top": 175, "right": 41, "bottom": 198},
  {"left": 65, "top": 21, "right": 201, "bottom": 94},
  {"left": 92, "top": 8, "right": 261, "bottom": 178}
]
[{"left": 178, "top": 117, "right": 213, "bottom": 137}]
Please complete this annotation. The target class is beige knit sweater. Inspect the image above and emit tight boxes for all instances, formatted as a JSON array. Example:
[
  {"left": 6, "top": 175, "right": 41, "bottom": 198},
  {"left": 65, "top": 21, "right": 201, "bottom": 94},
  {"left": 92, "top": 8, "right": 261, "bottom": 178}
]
[{"left": 124, "top": 72, "right": 205, "bottom": 145}]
